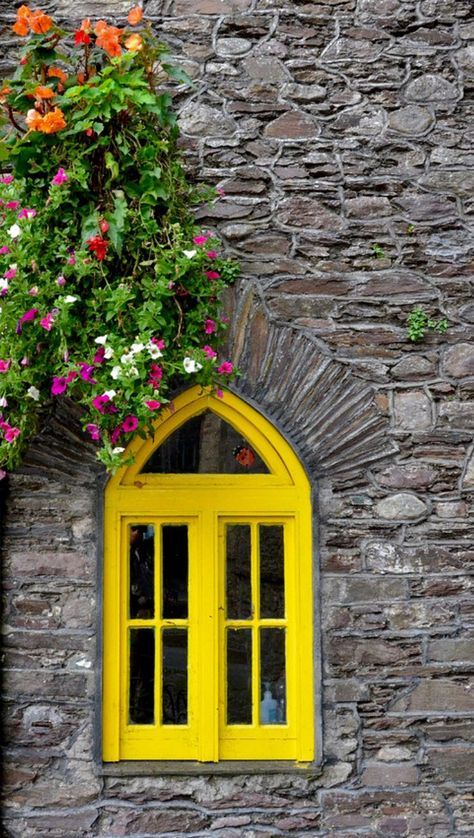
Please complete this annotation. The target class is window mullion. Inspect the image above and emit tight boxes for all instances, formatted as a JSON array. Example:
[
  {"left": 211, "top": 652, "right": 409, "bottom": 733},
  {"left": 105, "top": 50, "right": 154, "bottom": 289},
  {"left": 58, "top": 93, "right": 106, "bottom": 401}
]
[
  {"left": 198, "top": 510, "right": 219, "bottom": 761},
  {"left": 251, "top": 522, "right": 260, "bottom": 727}
]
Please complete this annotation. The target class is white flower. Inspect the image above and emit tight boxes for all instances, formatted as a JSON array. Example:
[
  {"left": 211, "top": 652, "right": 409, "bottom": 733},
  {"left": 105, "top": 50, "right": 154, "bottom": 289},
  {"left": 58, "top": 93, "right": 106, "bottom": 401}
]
[
  {"left": 104, "top": 389, "right": 116, "bottom": 400},
  {"left": 147, "top": 342, "right": 162, "bottom": 359},
  {"left": 0, "top": 279, "right": 8, "bottom": 291},
  {"left": 111, "top": 366, "right": 122, "bottom": 380},
  {"left": 63, "top": 295, "right": 77, "bottom": 304},
  {"left": 26, "top": 386, "right": 40, "bottom": 401},
  {"left": 94, "top": 335, "right": 108, "bottom": 345},
  {"left": 104, "top": 346, "right": 114, "bottom": 359},
  {"left": 131, "top": 342, "right": 145, "bottom": 355},
  {"left": 183, "top": 356, "right": 202, "bottom": 374},
  {"left": 120, "top": 352, "right": 134, "bottom": 365},
  {"left": 128, "top": 365, "right": 139, "bottom": 377},
  {"left": 0, "top": 396, "right": 8, "bottom": 407},
  {"left": 8, "top": 224, "right": 21, "bottom": 239},
  {"left": 183, "top": 249, "right": 197, "bottom": 259},
  {"left": 112, "top": 446, "right": 125, "bottom": 454}
]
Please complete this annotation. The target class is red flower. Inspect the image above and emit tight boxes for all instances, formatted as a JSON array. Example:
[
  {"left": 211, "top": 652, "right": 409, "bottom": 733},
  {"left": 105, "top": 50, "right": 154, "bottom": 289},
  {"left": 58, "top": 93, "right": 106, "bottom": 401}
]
[{"left": 87, "top": 235, "right": 109, "bottom": 261}]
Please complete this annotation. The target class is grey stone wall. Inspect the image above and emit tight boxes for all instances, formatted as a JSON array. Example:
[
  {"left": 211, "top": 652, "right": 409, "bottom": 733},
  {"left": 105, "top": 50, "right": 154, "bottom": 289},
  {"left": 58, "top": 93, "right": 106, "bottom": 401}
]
[{"left": 1, "top": 0, "right": 474, "bottom": 836}]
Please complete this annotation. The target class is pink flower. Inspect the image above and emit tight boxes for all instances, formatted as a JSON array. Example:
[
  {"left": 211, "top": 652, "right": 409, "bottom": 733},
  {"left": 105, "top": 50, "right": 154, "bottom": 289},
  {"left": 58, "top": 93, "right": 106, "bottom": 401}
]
[
  {"left": 67, "top": 250, "right": 76, "bottom": 266},
  {"left": 206, "top": 251, "right": 218, "bottom": 259},
  {"left": 17, "top": 208, "right": 36, "bottom": 220},
  {"left": 205, "top": 270, "right": 220, "bottom": 280},
  {"left": 93, "top": 346, "right": 106, "bottom": 364},
  {"left": 4, "top": 426, "right": 20, "bottom": 442},
  {"left": 204, "top": 319, "right": 217, "bottom": 335},
  {"left": 4, "top": 267, "right": 17, "bottom": 280},
  {"left": 1, "top": 175, "right": 13, "bottom": 184},
  {"left": 122, "top": 415, "right": 139, "bottom": 433},
  {"left": 51, "top": 376, "right": 68, "bottom": 395},
  {"left": 0, "top": 468, "right": 7, "bottom": 480},
  {"left": 92, "top": 394, "right": 110, "bottom": 413},
  {"left": 66, "top": 371, "right": 78, "bottom": 383},
  {"left": 20, "top": 308, "right": 38, "bottom": 323},
  {"left": 217, "top": 361, "right": 233, "bottom": 375},
  {"left": 29, "top": 286, "right": 39, "bottom": 296},
  {"left": 56, "top": 275, "right": 66, "bottom": 287},
  {"left": 40, "top": 312, "right": 55, "bottom": 331},
  {"left": 145, "top": 399, "right": 161, "bottom": 410},
  {"left": 52, "top": 168, "right": 69, "bottom": 186},
  {"left": 203, "top": 345, "right": 217, "bottom": 359},
  {"left": 151, "top": 338, "right": 165, "bottom": 349},
  {"left": 86, "top": 423, "right": 100, "bottom": 441},
  {"left": 193, "top": 235, "right": 209, "bottom": 246},
  {"left": 21, "top": 357, "right": 29, "bottom": 367},
  {"left": 0, "top": 359, "right": 11, "bottom": 373},
  {"left": 110, "top": 426, "right": 122, "bottom": 444},
  {"left": 215, "top": 387, "right": 224, "bottom": 398},
  {"left": 78, "top": 362, "right": 97, "bottom": 383},
  {"left": 5, "top": 201, "right": 19, "bottom": 210},
  {"left": 0, "top": 246, "right": 10, "bottom": 255},
  {"left": 216, "top": 187, "right": 225, "bottom": 197}
]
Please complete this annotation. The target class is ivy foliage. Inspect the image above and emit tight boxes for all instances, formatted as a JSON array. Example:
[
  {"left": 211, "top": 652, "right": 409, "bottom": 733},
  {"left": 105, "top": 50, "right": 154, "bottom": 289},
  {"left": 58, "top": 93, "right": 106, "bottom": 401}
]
[{"left": 0, "top": 7, "right": 239, "bottom": 475}]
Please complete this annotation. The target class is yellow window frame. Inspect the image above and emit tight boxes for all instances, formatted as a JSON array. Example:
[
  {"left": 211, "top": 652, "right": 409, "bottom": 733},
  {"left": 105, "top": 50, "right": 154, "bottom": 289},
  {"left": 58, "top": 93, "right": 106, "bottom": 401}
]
[{"left": 103, "top": 386, "right": 314, "bottom": 763}]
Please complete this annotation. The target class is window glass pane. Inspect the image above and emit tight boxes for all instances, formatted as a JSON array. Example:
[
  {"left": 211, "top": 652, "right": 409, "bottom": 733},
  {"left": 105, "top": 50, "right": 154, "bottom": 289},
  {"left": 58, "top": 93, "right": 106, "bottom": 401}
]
[
  {"left": 142, "top": 411, "right": 269, "bottom": 474},
  {"left": 226, "top": 524, "right": 252, "bottom": 620},
  {"left": 260, "top": 629, "right": 286, "bottom": 725},
  {"left": 129, "top": 628, "right": 155, "bottom": 725},
  {"left": 226, "top": 629, "right": 252, "bottom": 725},
  {"left": 162, "top": 629, "right": 188, "bottom": 725},
  {"left": 259, "top": 525, "right": 285, "bottom": 619},
  {"left": 162, "top": 525, "right": 188, "bottom": 619},
  {"left": 129, "top": 524, "right": 154, "bottom": 619}
]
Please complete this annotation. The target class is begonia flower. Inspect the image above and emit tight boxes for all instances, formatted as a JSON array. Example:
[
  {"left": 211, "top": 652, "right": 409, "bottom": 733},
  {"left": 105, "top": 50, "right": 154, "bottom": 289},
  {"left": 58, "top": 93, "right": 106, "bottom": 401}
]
[
  {"left": 128, "top": 6, "right": 143, "bottom": 25},
  {"left": 125, "top": 33, "right": 143, "bottom": 51},
  {"left": 87, "top": 235, "right": 109, "bottom": 260}
]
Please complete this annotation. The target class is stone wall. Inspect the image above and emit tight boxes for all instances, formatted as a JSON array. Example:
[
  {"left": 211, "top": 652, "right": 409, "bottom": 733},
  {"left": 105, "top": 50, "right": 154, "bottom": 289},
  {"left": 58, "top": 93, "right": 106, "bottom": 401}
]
[{"left": 1, "top": 0, "right": 474, "bottom": 836}]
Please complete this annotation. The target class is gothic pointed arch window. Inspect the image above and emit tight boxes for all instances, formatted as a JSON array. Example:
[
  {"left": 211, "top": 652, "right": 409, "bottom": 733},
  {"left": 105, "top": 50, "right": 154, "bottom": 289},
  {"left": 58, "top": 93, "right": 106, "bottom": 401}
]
[{"left": 103, "top": 387, "right": 314, "bottom": 763}]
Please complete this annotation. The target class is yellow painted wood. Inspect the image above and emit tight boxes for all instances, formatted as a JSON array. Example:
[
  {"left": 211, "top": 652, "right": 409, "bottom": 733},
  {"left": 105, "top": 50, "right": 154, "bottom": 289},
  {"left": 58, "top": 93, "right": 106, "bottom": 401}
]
[{"left": 103, "top": 387, "right": 314, "bottom": 763}]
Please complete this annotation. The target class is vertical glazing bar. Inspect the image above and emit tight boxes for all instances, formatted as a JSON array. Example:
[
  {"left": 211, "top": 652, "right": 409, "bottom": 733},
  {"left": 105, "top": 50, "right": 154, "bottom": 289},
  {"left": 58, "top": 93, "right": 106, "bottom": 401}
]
[
  {"left": 251, "top": 522, "right": 259, "bottom": 727},
  {"left": 154, "top": 524, "right": 161, "bottom": 727}
]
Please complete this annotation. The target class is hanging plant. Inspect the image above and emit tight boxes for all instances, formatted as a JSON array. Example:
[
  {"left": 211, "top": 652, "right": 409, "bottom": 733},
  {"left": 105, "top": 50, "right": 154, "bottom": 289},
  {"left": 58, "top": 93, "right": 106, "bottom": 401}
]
[{"left": 0, "top": 5, "right": 239, "bottom": 477}]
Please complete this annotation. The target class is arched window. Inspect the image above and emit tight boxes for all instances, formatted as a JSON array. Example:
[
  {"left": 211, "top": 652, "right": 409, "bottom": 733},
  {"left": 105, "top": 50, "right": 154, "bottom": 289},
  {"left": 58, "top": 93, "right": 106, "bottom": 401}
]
[{"left": 103, "top": 387, "right": 314, "bottom": 762}]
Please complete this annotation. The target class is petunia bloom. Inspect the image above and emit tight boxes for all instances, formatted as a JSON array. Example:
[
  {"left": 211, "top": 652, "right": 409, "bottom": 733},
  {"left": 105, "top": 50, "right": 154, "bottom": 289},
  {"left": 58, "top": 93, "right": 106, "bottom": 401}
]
[
  {"left": 0, "top": 359, "right": 11, "bottom": 373},
  {"left": 145, "top": 400, "right": 161, "bottom": 410},
  {"left": 51, "top": 376, "right": 68, "bottom": 395},
  {"left": 51, "top": 167, "right": 68, "bottom": 185},
  {"left": 205, "top": 270, "right": 221, "bottom": 280},
  {"left": 40, "top": 312, "right": 55, "bottom": 331},
  {"left": 27, "top": 386, "right": 40, "bottom": 401},
  {"left": 86, "top": 423, "right": 100, "bottom": 441},
  {"left": 203, "top": 345, "right": 217, "bottom": 358},
  {"left": 217, "top": 361, "right": 233, "bottom": 375},
  {"left": 0, "top": 175, "right": 13, "bottom": 184},
  {"left": 193, "top": 235, "right": 209, "bottom": 246},
  {"left": 4, "top": 427, "right": 20, "bottom": 442},
  {"left": 183, "top": 357, "right": 202, "bottom": 374},
  {"left": 206, "top": 251, "right": 218, "bottom": 259},
  {"left": 78, "top": 363, "right": 97, "bottom": 384},
  {"left": 204, "top": 318, "right": 217, "bottom": 335},
  {"left": 8, "top": 224, "right": 21, "bottom": 239},
  {"left": 17, "top": 208, "right": 36, "bottom": 220},
  {"left": 4, "top": 266, "right": 17, "bottom": 280},
  {"left": 0, "top": 246, "right": 11, "bottom": 255},
  {"left": 122, "top": 415, "right": 139, "bottom": 433}
]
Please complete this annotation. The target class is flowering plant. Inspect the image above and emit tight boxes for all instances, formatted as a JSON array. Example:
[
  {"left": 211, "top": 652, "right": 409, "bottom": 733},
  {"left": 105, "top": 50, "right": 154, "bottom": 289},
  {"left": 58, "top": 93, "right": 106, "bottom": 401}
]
[{"left": 0, "top": 6, "right": 238, "bottom": 475}]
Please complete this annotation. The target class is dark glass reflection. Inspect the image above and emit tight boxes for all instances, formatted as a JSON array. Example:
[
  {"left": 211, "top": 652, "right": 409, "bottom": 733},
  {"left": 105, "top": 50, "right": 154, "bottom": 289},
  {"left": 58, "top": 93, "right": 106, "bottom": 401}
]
[
  {"left": 259, "top": 525, "right": 285, "bottom": 619},
  {"left": 129, "top": 525, "right": 154, "bottom": 619},
  {"left": 162, "top": 526, "right": 188, "bottom": 619},
  {"left": 226, "top": 525, "right": 252, "bottom": 620},
  {"left": 227, "top": 629, "right": 252, "bottom": 725},
  {"left": 142, "top": 411, "right": 269, "bottom": 474},
  {"left": 129, "top": 628, "right": 155, "bottom": 724},
  {"left": 162, "top": 630, "right": 188, "bottom": 725},
  {"left": 260, "top": 629, "right": 286, "bottom": 725}
]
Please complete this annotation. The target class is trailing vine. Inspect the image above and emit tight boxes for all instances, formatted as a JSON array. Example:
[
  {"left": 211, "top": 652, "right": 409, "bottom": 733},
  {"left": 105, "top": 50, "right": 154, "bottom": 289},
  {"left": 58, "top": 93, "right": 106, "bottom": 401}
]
[{"left": 0, "top": 5, "right": 239, "bottom": 477}]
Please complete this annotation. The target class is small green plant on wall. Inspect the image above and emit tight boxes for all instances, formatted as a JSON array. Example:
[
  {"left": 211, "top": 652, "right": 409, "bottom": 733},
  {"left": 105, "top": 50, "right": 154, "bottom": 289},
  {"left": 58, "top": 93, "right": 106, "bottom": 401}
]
[
  {"left": 0, "top": 5, "right": 239, "bottom": 477},
  {"left": 406, "top": 306, "right": 449, "bottom": 343}
]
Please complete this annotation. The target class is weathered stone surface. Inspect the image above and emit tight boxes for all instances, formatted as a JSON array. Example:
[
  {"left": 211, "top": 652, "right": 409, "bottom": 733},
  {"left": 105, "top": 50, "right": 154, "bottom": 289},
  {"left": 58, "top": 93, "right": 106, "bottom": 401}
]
[
  {"left": 427, "top": 639, "right": 474, "bottom": 662},
  {"left": 179, "top": 103, "right": 235, "bottom": 136},
  {"left": 443, "top": 343, "right": 474, "bottom": 378},
  {"left": 388, "top": 106, "right": 434, "bottom": 135},
  {"left": 264, "top": 111, "right": 318, "bottom": 140},
  {"left": 376, "top": 493, "right": 428, "bottom": 520},
  {"left": 175, "top": 0, "right": 251, "bottom": 12},
  {"left": 376, "top": 462, "right": 437, "bottom": 490},
  {"left": 361, "top": 762, "right": 419, "bottom": 786},
  {"left": 405, "top": 73, "right": 459, "bottom": 103},
  {"left": 276, "top": 197, "right": 344, "bottom": 230},
  {"left": 393, "top": 390, "right": 432, "bottom": 431},
  {"left": 390, "top": 681, "right": 474, "bottom": 714},
  {"left": 243, "top": 56, "right": 289, "bottom": 82}
]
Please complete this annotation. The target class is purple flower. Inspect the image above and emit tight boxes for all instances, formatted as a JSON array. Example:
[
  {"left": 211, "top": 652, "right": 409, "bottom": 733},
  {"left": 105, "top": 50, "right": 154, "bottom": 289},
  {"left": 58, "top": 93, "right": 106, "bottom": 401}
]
[
  {"left": 92, "top": 394, "right": 111, "bottom": 413},
  {"left": 93, "top": 346, "right": 106, "bottom": 364},
  {"left": 51, "top": 376, "right": 68, "bottom": 395},
  {"left": 0, "top": 359, "right": 11, "bottom": 373},
  {"left": 4, "top": 267, "right": 17, "bottom": 280},
  {"left": 0, "top": 246, "right": 10, "bottom": 255},
  {"left": 17, "top": 208, "right": 36, "bottom": 220},
  {"left": 56, "top": 275, "right": 66, "bottom": 287},
  {"left": 51, "top": 168, "right": 69, "bottom": 186},
  {"left": 122, "top": 415, "right": 139, "bottom": 433},
  {"left": 17, "top": 307, "right": 38, "bottom": 332},
  {"left": 110, "top": 426, "right": 122, "bottom": 444},
  {"left": 86, "top": 423, "right": 100, "bottom": 441},
  {"left": 40, "top": 312, "right": 55, "bottom": 332},
  {"left": 0, "top": 175, "right": 13, "bottom": 184},
  {"left": 78, "top": 362, "right": 97, "bottom": 384}
]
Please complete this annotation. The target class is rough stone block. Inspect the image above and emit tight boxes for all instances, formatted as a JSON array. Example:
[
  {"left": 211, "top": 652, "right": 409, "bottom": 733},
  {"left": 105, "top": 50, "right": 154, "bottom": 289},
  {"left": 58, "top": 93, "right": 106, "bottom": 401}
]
[
  {"left": 390, "top": 680, "right": 474, "bottom": 714},
  {"left": 443, "top": 343, "right": 474, "bottom": 378},
  {"left": 361, "top": 761, "right": 419, "bottom": 786},
  {"left": 394, "top": 390, "right": 432, "bottom": 431},
  {"left": 427, "top": 639, "right": 474, "bottom": 663},
  {"left": 376, "top": 493, "right": 428, "bottom": 520}
]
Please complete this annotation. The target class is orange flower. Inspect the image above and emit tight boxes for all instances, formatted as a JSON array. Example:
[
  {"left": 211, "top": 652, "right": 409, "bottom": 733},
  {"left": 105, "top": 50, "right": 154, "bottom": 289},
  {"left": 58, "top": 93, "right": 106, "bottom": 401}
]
[
  {"left": 34, "top": 85, "right": 55, "bottom": 99},
  {"left": 13, "top": 18, "right": 29, "bottom": 36},
  {"left": 40, "top": 107, "right": 66, "bottom": 134},
  {"left": 125, "top": 33, "right": 143, "bottom": 51},
  {"left": 128, "top": 6, "right": 143, "bottom": 25},
  {"left": 48, "top": 66, "right": 68, "bottom": 84},
  {"left": 25, "top": 108, "right": 44, "bottom": 131},
  {"left": 80, "top": 17, "right": 92, "bottom": 32},
  {"left": 95, "top": 22, "right": 123, "bottom": 57},
  {"left": 29, "top": 10, "right": 53, "bottom": 35}
]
